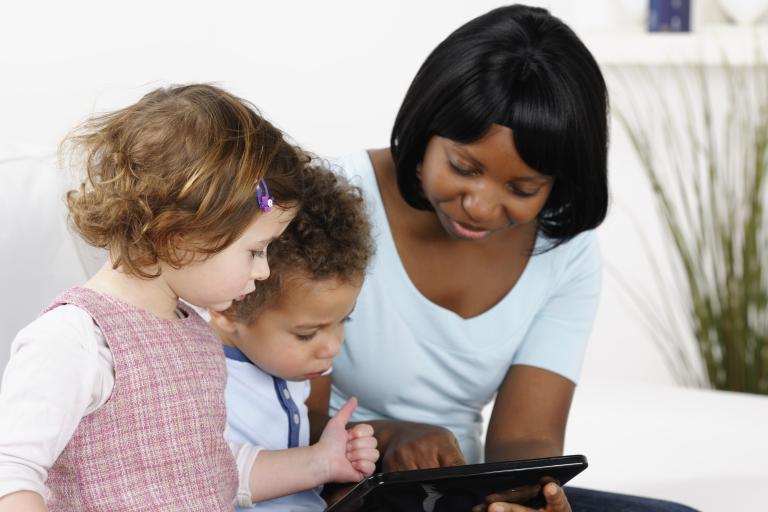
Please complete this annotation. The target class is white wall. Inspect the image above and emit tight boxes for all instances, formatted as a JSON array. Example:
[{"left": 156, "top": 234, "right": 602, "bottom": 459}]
[{"left": 0, "top": 0, "right": 735, "bottom": 383}]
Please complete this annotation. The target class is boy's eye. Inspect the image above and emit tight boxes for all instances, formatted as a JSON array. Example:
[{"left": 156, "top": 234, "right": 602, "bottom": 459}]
[{"left": 296, "top": 332, "right": 316, "bottom": 342}]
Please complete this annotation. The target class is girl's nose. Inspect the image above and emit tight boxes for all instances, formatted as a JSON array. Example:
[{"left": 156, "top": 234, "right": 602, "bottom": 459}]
[{"left": 251, "top": 258, "right": 270, "bottom": 281}]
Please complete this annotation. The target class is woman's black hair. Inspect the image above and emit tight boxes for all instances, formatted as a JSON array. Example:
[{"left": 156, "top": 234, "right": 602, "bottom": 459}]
[{"left": 391, "top": 4, "right": 609, "bottom": 246}]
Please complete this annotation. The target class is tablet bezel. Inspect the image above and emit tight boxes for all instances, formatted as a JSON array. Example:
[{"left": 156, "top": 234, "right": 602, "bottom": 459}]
[{"left": 325, "top": 454, "right": 588, "bottom": 511}]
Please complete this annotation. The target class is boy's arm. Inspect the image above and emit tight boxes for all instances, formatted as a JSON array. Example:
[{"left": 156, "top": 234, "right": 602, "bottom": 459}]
[
  {"left": 0, "top": 490, "right": 47, "bottom": 512},
  {"left": 243, "top": 398, "right": 378, "bottom": 505},
  {"left": 246, "top": 445, "right": 330, "bottom": 502}
]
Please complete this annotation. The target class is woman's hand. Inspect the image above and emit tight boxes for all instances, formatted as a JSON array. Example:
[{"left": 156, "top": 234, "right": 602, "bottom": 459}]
[
  {"left": 481, "top": 482, "right": 571, "bottom": 512},
  {"left": 316, "top": 397, "right": 379, "bottom": 483},
  {"left": 379, "top": 421, "right": 466, "bottom": 471}
]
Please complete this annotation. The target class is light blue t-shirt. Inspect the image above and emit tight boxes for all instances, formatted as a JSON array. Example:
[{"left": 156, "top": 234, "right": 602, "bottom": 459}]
[
  {"left": 224, "top": 347, "right": 325, "bottom": 511},
  {"left": 329, "top": 150, "right": 602, "bottom": 464}
]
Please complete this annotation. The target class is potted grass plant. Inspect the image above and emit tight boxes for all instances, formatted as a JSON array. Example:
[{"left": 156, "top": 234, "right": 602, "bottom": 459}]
[{"left": 611, "top": 63, "right": 768, "bottom": 394}]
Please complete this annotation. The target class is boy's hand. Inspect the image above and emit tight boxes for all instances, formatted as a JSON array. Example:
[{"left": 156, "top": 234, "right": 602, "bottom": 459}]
[
  {"left": 316, "top": 397, "right": 379, "bottom": 483},
  {"left": 345, "top": 422, "right": 378, "bottom": 477}
]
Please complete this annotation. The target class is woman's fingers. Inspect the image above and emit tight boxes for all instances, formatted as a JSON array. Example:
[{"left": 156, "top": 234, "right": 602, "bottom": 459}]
[
  {"left": 380, "top": 423, "right": 465, "bottom": 471},
  {"left": 485, "top": 503, "right": 530, "bottom": 512},
  {"left": 384, "top": 448, "right": 441, "bottom": 471},
  {"left": 484, "top": 483, "right": 571, "bottom": 512},
  {"left": 542, "top": 482, "right": 570, "bottom": 512},
  {"left": 485, "top": 485, "right": 541, "bottom": 504},
  {"left": 436, "top": 439, "right": 466, "bottom": 467}
]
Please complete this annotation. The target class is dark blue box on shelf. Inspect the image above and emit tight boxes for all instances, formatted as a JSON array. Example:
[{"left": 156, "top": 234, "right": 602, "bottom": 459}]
[{"left": 649, "top": 0, "right": 691, "bottom": 32}]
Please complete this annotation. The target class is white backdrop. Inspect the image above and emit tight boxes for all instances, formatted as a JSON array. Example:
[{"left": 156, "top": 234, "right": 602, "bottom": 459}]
[{"left": 0, "top": 0, "right": 734, "bottom": 383}]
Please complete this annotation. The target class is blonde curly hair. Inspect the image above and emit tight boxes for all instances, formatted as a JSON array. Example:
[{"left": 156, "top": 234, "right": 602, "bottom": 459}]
[{"left": 63, "top": 84, "right": 305, "bottom": 278}]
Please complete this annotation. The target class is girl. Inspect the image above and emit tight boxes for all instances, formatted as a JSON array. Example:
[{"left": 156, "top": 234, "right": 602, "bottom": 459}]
[{"left": 0, "top": 84, "right": 302, "bottom": 511}]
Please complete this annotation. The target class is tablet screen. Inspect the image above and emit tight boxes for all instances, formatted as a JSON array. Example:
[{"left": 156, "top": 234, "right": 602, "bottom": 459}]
[{"left": 325, "top": 455, "right": 587, "bottom": 512}]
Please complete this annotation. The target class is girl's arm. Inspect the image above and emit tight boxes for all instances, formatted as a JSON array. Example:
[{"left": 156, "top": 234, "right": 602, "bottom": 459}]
[
  {"left": 485, "top": 364, "right": 574, "bottom": 462},
  {"left": 0, "top": 306, "right": 111, "bottom": 505},
  {"left": 0, "top": 490, "right": 47, "bottom": 512},
  {"left": 246, "top": 398, "right": 378, "bottom": 503}
]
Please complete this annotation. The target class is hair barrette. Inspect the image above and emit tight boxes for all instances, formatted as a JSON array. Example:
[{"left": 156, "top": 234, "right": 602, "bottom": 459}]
[{"left": 256, "top": 178, "right": 274, "bottom": 213}]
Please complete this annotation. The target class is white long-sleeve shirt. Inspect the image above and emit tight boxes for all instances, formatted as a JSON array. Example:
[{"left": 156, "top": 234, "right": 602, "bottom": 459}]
[{"left": 0, "top": 304, "right": 260, "bottom": 506}]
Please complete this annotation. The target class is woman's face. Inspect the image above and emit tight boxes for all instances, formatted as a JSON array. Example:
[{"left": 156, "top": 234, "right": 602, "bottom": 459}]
[{"left": 419, "top": 124, "right": 554, "bottom": 242}]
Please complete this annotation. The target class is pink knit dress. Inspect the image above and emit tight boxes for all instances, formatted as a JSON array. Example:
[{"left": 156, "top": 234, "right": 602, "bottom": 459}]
[{"left": 42, "top": 287, "right": 238, "bottom": 511}]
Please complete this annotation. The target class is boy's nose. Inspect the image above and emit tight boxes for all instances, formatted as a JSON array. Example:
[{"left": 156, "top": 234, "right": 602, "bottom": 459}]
[{"left": 317, "top": 336, "right": 343, "bottom": 359}]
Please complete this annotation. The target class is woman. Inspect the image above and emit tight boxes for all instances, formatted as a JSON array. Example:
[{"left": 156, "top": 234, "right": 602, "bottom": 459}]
[{"left": 308, "top": 5, "right": 696, "bottom": 511}]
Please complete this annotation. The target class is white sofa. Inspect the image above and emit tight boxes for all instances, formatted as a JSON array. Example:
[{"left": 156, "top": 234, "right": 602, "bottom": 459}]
[{"left": 2, "top": 152, "right": 766, "bottom": 512}]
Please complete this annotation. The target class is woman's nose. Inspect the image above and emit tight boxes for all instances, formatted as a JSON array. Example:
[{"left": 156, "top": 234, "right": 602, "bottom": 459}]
[{"left": 462, "top": 187, "right": 505, "bottom": 225}]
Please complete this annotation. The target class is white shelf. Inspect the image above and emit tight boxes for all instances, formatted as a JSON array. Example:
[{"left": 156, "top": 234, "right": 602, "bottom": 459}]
[{"left": 581, "top": 25, "right": 768, "bottom": 66}]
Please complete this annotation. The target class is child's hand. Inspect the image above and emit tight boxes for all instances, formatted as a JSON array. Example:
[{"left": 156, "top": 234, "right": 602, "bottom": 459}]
[
  {"left": 316, "top": 397, "right": 379, "bottom": 483},
  {"left": 345, "top": 421, "right": 378, "bottom": 478}
]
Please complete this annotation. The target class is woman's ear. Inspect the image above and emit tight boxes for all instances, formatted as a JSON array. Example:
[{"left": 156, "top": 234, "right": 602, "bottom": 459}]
[{"left": 209, "top": 309, "right": 239, "bottom": 334}]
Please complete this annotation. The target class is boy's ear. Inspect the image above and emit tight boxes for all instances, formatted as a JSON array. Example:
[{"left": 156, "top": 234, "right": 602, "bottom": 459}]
[{"left": 209, "top": 309, "right": 239, "bottom": 334}]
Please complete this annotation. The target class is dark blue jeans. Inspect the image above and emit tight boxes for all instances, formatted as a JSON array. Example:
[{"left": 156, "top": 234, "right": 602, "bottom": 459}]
[{"left": 566, "top": 487, "right": 700, "bottom": 512}]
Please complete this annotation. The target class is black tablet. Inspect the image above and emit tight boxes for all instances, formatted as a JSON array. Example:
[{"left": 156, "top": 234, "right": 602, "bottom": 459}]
[{"left": 325, "top": 454, "right": 587, "bottom": 512}]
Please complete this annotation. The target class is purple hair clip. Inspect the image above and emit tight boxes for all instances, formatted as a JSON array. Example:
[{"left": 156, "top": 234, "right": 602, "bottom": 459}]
[{"left": 256, "top": 178, "right": 274, "bottom": 213}]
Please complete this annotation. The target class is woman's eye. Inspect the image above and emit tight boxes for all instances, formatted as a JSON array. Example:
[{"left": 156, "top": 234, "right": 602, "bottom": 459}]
[
  {"left": 508, "top": 185, "right": 539, "bottom": 198},
  {"left": 448, "top": 160, "right": 476, "bottom": 177},
  {"left": 296, "top": 332, "right": 316, "bottom": 342},
  {"left": 251, "top": 249, "right": 266, "bottom": 258}
]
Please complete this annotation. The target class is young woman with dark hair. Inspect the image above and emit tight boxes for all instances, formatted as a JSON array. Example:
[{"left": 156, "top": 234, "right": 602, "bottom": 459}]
[{"left": 309, "top": 5, "right": 697, "bottom": 511}]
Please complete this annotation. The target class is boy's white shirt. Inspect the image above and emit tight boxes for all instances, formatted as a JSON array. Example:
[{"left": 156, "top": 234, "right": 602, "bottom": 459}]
[{"left": 0, "top": 304, "right": 260, "bottom": 505}]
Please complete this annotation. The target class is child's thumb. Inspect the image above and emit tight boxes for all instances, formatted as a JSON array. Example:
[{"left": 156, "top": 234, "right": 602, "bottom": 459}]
[{"left": 332, "top": 396, "right": 358, "bottom": 426}]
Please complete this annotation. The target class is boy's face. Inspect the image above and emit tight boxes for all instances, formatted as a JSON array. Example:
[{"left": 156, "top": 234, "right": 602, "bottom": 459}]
[{"left": 215, "top": 275, "right": 362, "bottom": 381}]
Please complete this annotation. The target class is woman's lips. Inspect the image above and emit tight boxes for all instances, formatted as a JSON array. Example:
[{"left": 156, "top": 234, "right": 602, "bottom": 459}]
[{"left": 448, "top": 218, "right": 491, "bottom": 240}]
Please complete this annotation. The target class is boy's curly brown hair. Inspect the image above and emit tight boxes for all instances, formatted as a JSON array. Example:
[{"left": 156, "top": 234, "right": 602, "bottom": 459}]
[
  {"left": 63, "top": 83, "right": 306, "bottom": 278},
  {"left": 226, "top": 163, "right": 374, "bottom": 324}
]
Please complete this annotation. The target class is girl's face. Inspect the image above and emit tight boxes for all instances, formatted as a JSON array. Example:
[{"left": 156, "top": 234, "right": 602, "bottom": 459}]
[
  {"left": 165, "top": 206, "right": 297, "bottom": 311},
  {"left": 213, "top": 276, "right": 362, "bottom": 381},
  {"left": 419, "top": 124, "right": 554, "bottom": 242}
]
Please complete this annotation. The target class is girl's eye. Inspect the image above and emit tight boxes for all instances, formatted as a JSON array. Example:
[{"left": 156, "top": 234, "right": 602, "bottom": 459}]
[
  {"left": 251, "top": 249, "right": 266, "bottom": 258},
  {"left": 343, "top": 315, "right": 353, "bottom": 323},
  {"left": 296, "top": 332, "right": 316, "bottom": 342},
  {"left": 448, "top": 160, "right": 477, "bottom": 177}
]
